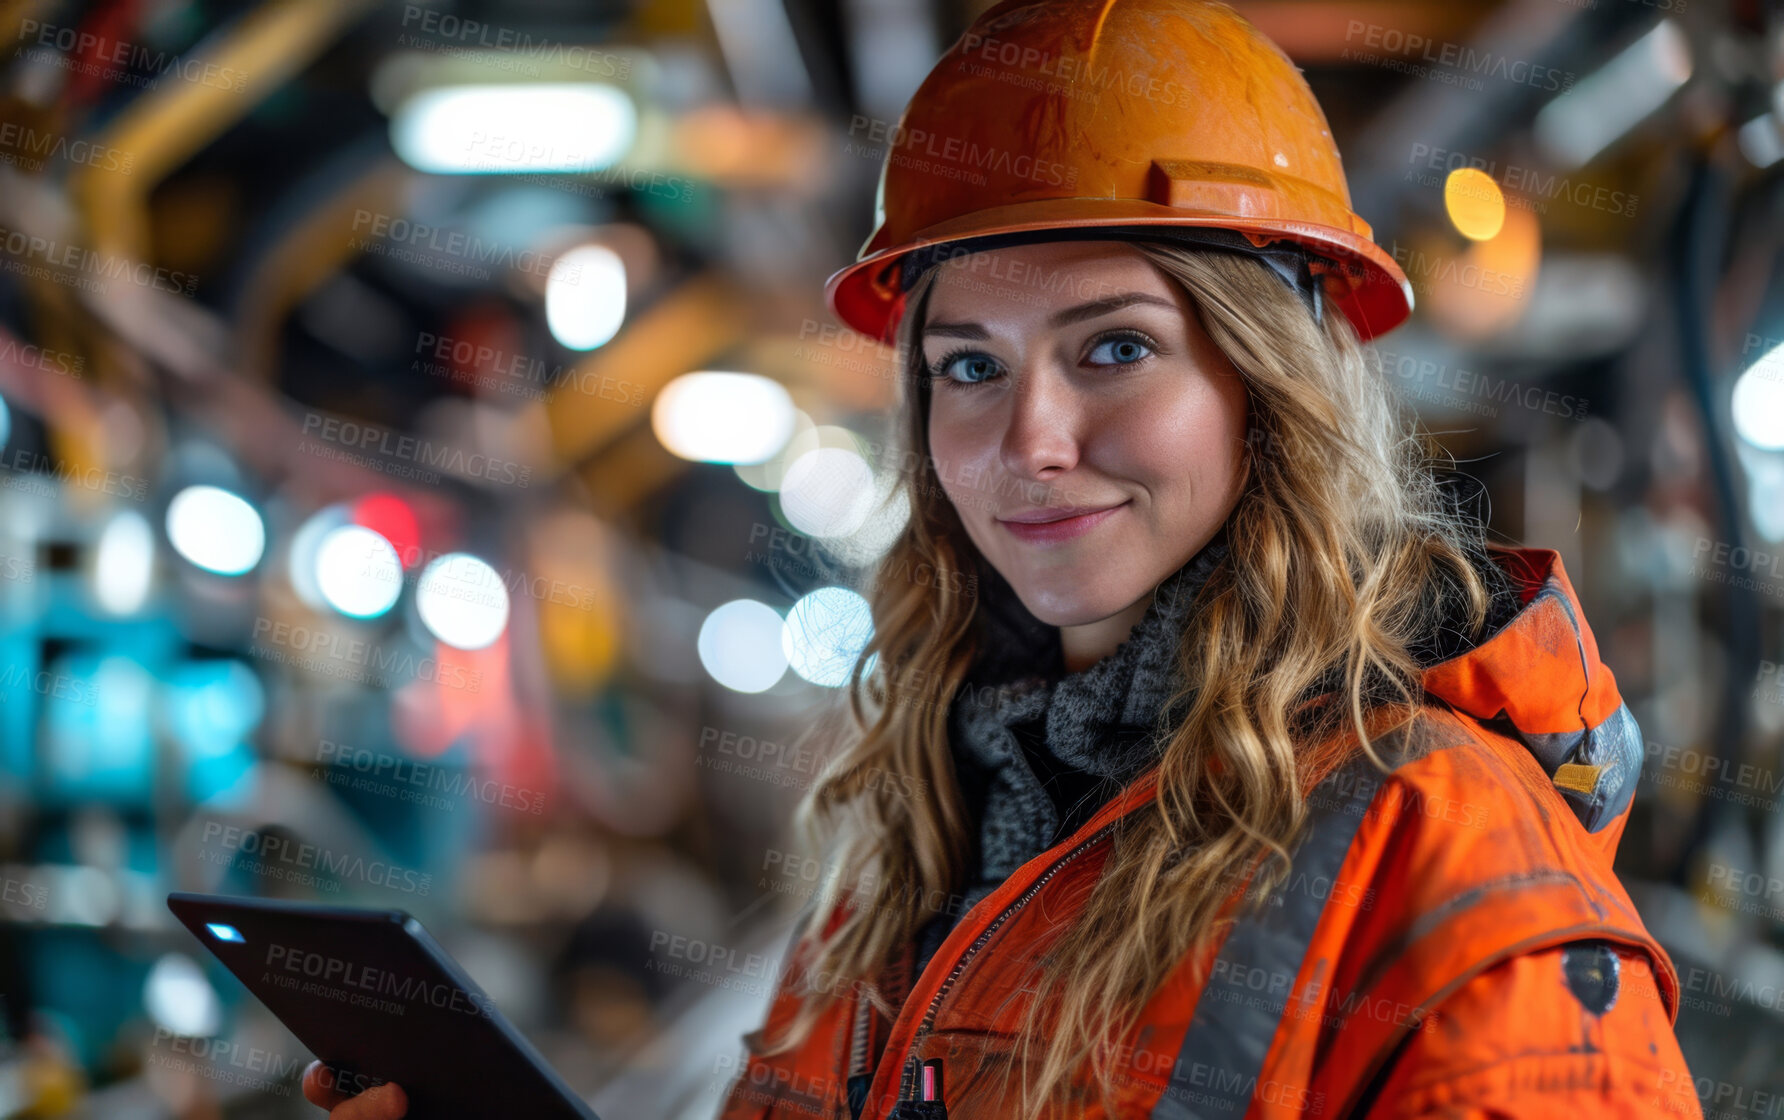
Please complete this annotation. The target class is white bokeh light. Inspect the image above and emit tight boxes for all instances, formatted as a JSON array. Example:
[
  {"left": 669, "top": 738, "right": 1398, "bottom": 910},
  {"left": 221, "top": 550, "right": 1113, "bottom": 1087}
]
[
  {"left": 653, "top": 372, "right": 796, "bottom": 464},
  {"left": 166, "top": 486, "right": 265, "bottom": 576},
  {"left": 1732, "top": 349, "right": 1784, "bottom": 450},
  {"left": 391, "top": 83, "right": 636, "bottom": 174},
  {"left": 316, "top": 525, "right": 404, "bottom": 619},
  {"left": 93, "top": 510, "right": 154, "bottom": 614},
  {"left": 144, "top": 952, "right": 222, "bottom": 1037},
  {"left": 783, "top": 587, "right": 873, "bottom": 688},
  {"left": 697, "top": 599, "right": 788, "bottom": 693},
  {"left": 416, "top": 553, "right": 510, "bottom": 650},
  {"left": 821, "top": 479, "right": 912, "bottom": 569},
  {"left": 780, "top": 446, "right": 877, "bottom": 538},
  {"left": 546, "top": 244, "right": 627, "bottom": 351}
]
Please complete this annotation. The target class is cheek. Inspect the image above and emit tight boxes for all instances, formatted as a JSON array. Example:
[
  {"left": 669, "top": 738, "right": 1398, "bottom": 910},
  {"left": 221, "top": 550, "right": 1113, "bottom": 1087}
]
[
  {"left": 1132, "top": 377, "right": 1249, "bottom": 497},
  {"left": 927, "top": 403, "right": 990, "bottom": 491}
]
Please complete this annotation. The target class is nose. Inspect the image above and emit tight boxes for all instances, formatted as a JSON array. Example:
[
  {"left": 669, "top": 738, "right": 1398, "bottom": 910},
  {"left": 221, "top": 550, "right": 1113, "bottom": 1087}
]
[{"left": 998, "top": 361, "right": 1081, "bottom": 482}]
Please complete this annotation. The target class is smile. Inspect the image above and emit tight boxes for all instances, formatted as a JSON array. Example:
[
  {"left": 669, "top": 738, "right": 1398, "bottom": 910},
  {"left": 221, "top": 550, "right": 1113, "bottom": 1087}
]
[{"left": 996, "top": 502, "right": 1129, "bottom": 543}]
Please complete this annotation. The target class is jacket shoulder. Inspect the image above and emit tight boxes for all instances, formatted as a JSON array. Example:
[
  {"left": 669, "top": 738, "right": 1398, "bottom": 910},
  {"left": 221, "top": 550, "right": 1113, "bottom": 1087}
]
[
  {"left": 1370, "top": 703, "right": 1642, "bottom": 900},
  {"left": 1289, "top": 704, "right": 1682, "bottom": 1114},
  {"left": 1347, "top": 704, "right": 1668, "bottom": 983}
]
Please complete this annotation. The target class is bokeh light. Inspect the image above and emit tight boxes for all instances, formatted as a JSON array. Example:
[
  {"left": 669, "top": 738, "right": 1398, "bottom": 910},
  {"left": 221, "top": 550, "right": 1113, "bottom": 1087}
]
[
  {"left": 1444, "top": 168, "right": 1506, "bottom": 241},
  {"left": 92, "top": 510, "right": 153, "bottom": 615},
  {"left": 782, "top": 587, "right": 873, "bottom": 688},
  {"left": 352, "top": 493, "right": 422, "bottom": 569},
  {"left": 166, "top": 486, "right": 265, "bottom": 576},
  {"left": 316, "top": 525, "right": 404, "bottom": 619},
  {"left": 289, "top": 505, "right": 352, "bottom": 609},
  {"left": 143, "top": 953, "right": 221, "bottom": 1038},
  {"left": 654, "top": 372, "right": 796, "bottom": 465},
  {"left": 390, "top": 83, "right": 636, "bottom": 174},
  {"left": 546, "top": 244, "right": 627, "bottom": 351},
  {"left": 1732, "top": 349, "right": 1784, "bottom": 450},
  {"left": 697, "top": 600, "right": 787, "bottom": 693},
  {"left": 416, "top": 552, "right": 510, "bottom": 650},
  {"left": 780, "top": 446, "right": 877, "bottom": 538}
]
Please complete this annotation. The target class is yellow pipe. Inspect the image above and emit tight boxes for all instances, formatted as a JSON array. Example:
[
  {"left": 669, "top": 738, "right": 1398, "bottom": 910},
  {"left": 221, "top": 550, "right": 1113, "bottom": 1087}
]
[{"left": 69, "top": 0, "right": 377, "bottom": 260}]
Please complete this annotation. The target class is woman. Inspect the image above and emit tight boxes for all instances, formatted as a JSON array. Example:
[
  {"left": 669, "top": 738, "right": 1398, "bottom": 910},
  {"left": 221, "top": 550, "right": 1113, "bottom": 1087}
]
[
  {"left": 304, "top": 1, "right": 1699, "bottom": 1118},
  {"left": 712, "top": 2, "right": 1697, "bottom": 1119}
]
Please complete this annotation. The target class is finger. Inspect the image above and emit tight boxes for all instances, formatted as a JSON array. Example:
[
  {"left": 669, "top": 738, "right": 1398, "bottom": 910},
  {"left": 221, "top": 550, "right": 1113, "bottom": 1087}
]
[
  {"left": 302, "top": 1061, "right": 353, "bottom": 1109},
  {"left": 333, "top": 1081, "right": 409, "bottom": 1120}
]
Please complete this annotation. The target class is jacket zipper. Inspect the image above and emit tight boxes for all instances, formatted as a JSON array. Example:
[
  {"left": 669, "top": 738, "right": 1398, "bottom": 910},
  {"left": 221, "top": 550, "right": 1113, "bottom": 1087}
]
[
  {"left": 849, "top": 993, "right": 872, "bottom": 1077},
  {"left": 880, "top": 821, "right": 1118, "bottom": 1116}
]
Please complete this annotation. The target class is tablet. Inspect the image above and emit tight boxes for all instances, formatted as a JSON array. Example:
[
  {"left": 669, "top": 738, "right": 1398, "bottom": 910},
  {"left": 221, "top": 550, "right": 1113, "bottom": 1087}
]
[{"left": 167, "top": 892, "right": 601, "bottom": 1119}]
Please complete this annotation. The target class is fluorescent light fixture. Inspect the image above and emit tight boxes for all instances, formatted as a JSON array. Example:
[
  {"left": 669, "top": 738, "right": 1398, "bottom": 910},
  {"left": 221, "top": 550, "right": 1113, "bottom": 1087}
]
[
  {"left": 390, "top": 83, "right": 637, "bottom": 174},
  {"left": 205, "top": 922, "right": 245, "bottom": 943},
  {"left": 1535, "top": 20, "right": 1691, "bottom": 169}
]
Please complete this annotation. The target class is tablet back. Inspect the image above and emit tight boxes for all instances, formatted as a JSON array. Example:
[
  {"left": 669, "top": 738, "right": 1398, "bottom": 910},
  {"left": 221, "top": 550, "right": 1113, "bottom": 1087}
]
[{"left": 168, "top": 892, "right": 601, "bottom": 1120}]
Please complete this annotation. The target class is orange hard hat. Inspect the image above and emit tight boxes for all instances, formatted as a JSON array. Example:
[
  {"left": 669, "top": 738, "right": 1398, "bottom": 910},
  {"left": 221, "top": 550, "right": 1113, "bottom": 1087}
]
[{"left": 824, "top": 0, "right": 1414, "bottom": 345}]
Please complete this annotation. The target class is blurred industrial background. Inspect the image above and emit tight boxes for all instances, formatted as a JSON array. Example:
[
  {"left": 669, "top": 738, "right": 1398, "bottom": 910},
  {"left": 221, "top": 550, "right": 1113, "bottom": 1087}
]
[{"left": 0, "top": 0, "right": 1777, "bottom": 1116}]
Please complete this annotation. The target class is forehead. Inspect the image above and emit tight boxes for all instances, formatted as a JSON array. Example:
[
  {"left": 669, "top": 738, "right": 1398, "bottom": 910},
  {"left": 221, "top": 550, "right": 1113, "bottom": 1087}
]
[{"left": 920, "top": 240, "right": 1173, "bottom": 327}]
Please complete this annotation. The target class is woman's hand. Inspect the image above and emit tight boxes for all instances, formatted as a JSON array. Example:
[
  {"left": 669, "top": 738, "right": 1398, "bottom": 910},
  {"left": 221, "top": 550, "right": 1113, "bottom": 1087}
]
[{"left": 300, "top": 1060, "right": 409, "bottom": 1118}]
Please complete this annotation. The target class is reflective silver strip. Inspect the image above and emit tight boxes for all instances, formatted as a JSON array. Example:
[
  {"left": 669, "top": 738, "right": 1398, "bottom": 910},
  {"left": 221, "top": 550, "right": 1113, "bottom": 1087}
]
[
  {"left": 1152, "top": 739, "right": 1410, "bottom": 1119},
  {"left": 1506, "top": 587, "right": 1644, "bottom": 835}
]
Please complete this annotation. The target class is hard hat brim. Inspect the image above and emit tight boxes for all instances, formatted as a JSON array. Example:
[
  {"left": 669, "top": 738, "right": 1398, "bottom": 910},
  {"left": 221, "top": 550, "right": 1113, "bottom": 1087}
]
[{"left": 825, "top": 197, "right": 1415, "bottom": 347}]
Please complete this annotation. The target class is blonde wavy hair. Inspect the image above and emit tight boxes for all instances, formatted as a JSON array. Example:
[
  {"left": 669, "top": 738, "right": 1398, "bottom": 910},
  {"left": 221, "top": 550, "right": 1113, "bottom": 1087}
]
[{"left": 755, "top": 241, "right": 1503, "bottom": 1118}]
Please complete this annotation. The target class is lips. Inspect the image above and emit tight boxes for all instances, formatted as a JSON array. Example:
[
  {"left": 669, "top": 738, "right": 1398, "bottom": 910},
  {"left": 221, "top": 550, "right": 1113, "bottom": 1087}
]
[
  {"left": 997, "top": 503, "right": 1127, "bottom": 525},
  {"left": 995, "top": 501, "right": 1129, "bottom": 543}
]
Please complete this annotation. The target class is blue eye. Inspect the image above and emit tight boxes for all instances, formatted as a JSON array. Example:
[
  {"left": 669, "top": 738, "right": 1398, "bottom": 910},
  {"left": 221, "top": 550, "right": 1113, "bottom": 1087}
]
[
  {"left": 931, "top": 351, "right": 1002, "bottom": 387},
  {"left": 1086, "top": 334, "right": 1154, "bottom": 366}
]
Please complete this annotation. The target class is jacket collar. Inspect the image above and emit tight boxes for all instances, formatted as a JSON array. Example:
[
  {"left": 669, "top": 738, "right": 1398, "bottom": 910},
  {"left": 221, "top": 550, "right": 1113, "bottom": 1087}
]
[{"left": 1420, "top": 546, "right": 1642, "bottom": 837}]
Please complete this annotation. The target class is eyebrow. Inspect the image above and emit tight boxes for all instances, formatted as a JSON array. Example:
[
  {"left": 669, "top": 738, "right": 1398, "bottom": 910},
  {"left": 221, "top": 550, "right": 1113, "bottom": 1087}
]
[{"left": 921, "top": 292, "right": 1178, "bottom": 340}]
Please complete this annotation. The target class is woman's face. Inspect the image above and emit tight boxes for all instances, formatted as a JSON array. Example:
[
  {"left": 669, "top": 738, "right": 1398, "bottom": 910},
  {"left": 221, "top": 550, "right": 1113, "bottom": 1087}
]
[{"left": 921, "top": 240, "right": 1251, "bottom": 629}]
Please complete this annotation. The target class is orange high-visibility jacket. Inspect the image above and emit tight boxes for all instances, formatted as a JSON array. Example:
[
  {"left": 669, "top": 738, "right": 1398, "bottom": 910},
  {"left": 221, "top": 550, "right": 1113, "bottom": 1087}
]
[{"left": 717, "top": 548, "right": 1700, "bottom": 1120}]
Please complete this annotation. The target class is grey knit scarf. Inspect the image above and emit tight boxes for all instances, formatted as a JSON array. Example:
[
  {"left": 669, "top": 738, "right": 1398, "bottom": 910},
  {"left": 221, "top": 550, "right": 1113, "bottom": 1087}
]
[{"left": 909, "top": 532, "right": 1232, "bottom": 972}]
